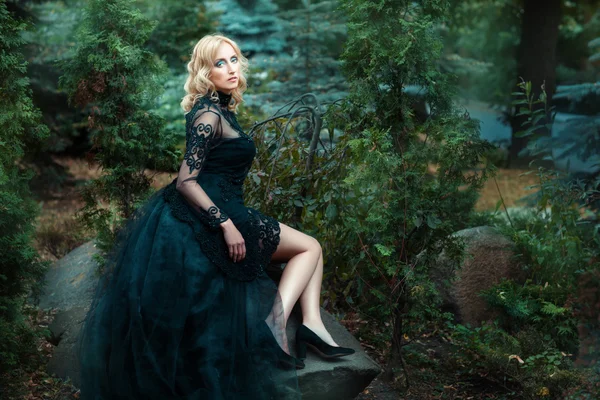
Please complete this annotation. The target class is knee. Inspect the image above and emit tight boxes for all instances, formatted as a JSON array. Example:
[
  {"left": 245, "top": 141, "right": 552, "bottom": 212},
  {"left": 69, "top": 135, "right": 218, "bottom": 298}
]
[{"left": 308, "top": 236, "right": 322, "bottom": 255}]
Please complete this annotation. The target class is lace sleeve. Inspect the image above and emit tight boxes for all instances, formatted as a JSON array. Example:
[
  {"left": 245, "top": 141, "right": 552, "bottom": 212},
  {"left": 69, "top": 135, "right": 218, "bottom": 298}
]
[{"left": 175, "top": 105, "right": 229, "bottom": 229}]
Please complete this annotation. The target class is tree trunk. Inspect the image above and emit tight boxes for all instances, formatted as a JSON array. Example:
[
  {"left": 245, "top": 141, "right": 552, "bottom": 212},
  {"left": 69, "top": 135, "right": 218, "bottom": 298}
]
[
  {"left": 382, "top": 297, "right": 410, "bottom": 388},
  {"left": 509, "top": 0, "right": 562, "bottom": 168}
]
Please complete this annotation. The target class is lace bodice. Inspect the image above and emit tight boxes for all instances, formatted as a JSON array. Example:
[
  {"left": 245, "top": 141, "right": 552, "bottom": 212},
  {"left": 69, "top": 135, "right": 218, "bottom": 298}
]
[
  {"left": 174, "top": 91, "right": 253, "bottom": 228},
  {"left": 162, "top": 91, "right": 280, "bottom": 282}
]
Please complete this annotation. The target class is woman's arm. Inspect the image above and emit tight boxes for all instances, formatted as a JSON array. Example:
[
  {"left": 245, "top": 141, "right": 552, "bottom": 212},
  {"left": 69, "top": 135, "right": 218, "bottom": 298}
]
[
  {"left": 175, "top": 106, "right": 229, "bottom": 228},
  {"left": 175, "top": 104, "right": 246, "bottom": 261}
]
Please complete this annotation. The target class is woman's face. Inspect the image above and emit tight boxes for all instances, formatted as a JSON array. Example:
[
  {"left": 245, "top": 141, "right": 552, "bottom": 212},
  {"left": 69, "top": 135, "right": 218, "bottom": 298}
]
[{"left": 209, "top": 42, "right": 239, "bottom": 94}]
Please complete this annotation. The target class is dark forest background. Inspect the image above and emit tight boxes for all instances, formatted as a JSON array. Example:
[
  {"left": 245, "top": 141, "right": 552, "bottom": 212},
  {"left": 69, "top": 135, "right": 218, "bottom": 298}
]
[{"left": 1, "top": 0, "right": 599, "bottom": 398}]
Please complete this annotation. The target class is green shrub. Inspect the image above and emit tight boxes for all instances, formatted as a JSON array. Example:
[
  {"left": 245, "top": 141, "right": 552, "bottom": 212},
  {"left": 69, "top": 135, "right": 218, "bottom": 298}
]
[
  {"left": 448, "top": 80, "right": 600, "bottom": 399},
  {"left": 332, "top": 0, "right": 496, "bottom": 377},
  {"left": 0, "top": 1, "right": 51, "bottom": 396},
  {"left": 449, "top": 322, "right": 583, "bottom": 398},
  {"left": 244, "top": 107, "right": 355, "bottom": 310},
  {"left": 58, "top": 0, "right": 180, "bottom": 272},
  {"left": 247, "top": 0, "right": 498, "bottom": 381}
]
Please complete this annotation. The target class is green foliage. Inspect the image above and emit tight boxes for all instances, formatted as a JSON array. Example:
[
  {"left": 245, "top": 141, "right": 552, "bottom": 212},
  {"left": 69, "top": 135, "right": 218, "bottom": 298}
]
[
  {"left": 0, "top": 4, "right": 49, "bottom": 166},
  {"left": 336, "top": 0, "right": 496, "bottom": 359},
  {"left": 140, "top": 0, "right": 217, "bottom": 134},
  {"left": 145, "top": 0, "right": 216, "bottom": 69},
  {"left": 482, "top": 165, "right": 599, "bottom": 352},
  {"left": 445, "top": 0, "right": 600, "bottom": 108},
  {"left": 246, "top": 0, "right": 497, "bottom": 378},
  {"left": 448, "top": 81, "right": 600, "bottom": 398},
  {"left": 21, "top": 1, "right": 87, "bottom": 156},
  {"left": 244, "top": 105, "right": 356, "bottom": 310},
  {"left": 268, "top": 0, "right": 348, "bottom": 105},
  {"left": 57, "top": 0, "right": 180, "bottom": 271},
  {"left": 449, "top": 322, "right": 583, "bottom": 399},
  {"left": 511, "top": 79, "right": 553, "bottom": 142},
  {"left": 480, "top": 279, "right": 579, "bottom": 351},
  {"left": 553, "top": 34, "right": 600, "bottom": 170},
  {"left": 212, "top": 0, "right": 286, "bottom": 56},
  {"left": 445, "top": 0, "right": 520, "bottom": 103},
  {"left": 556, "top": 2, "right": 600, "bottom": 106},
  {"left": 0, "top": 1, "right": 51, "bottom": 395}
]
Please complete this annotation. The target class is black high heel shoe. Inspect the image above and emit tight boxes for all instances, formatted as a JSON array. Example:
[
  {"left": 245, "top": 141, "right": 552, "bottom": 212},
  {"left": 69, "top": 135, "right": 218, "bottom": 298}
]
[
  {"left": 256, "top": 321, "right": 305, "bottom": 370},
  {"left": 295, "top": 325, "right": 355, "bottom": 360}
]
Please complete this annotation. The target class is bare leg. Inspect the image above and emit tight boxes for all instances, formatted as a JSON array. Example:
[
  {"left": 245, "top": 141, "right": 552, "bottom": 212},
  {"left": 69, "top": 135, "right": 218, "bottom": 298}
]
[
  {"left": 266, "top": 222, "right": 339, "bottom": 353},
  {"left": 298, "top": 249, "right": 339, "bottom": 347}
]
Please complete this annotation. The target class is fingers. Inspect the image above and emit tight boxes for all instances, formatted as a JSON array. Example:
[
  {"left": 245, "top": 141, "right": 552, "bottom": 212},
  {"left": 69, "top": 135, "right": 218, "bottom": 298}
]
[
  {"left": 228, "top": 241, "right": 246, "bottom": 262},
  {"left": 224, "top": 224, "right": 246, "bottom": 262},
  {"left": 236, "top": 242, "right": 246, "bottom": 262},
  {"left": 238, "top": 242, "right": 246, "bottom": 262},
  {"left": 228, "top": 244, "right": 235, "bottom": 261}
]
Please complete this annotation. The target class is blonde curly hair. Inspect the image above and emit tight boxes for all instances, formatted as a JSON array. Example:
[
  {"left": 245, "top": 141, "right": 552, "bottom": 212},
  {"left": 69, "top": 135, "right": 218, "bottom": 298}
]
[{"left": 180, "top": 33, "right": 249, "bottom": 114}]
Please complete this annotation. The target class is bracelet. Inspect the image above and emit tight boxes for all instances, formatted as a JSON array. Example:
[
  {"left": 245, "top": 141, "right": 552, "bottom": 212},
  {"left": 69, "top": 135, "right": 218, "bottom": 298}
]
[{"left": 206, "top": 206, "right": 230, "bottom": 229}]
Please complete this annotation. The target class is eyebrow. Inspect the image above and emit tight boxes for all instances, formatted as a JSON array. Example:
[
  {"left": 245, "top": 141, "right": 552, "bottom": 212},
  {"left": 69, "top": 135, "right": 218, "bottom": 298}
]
[{"left": 214, "top": 55, "right": 238, "bottom": 62}]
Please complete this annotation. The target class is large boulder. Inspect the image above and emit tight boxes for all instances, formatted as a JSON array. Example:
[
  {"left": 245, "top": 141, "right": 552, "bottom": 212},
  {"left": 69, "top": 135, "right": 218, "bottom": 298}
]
[
  {"left": 278, "top": 308, "right": 380, "bottom": 400},
  {"left": 268, "top": 266, "right": 381, "bottom": 399},
  {"left": 38, "top": 240, "right": 101, "bottom": 387},
  {"left": 39, "top": 240, "right": 380, "bottom": 399},
  {"left": 427, "top": 226, "right": 525, "bottom": 327},
  {"left": 38, "top": 240, "right": 100, "bottom": 311}
]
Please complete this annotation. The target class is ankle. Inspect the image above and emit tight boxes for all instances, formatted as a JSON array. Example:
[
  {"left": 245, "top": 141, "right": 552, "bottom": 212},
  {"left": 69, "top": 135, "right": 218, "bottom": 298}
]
[{"left": 301, "top": 317, "right": 324, "bottom": 329}]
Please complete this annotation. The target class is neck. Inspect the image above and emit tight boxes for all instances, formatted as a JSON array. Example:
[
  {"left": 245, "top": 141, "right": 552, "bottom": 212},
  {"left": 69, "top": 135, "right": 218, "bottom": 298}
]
[{"left": 215, "top": 90, "right": 232, "bottom": 107}]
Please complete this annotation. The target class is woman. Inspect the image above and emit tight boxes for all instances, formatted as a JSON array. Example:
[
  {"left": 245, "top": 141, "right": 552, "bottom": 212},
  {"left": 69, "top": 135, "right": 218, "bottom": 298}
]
[{"left": 78, "top": 33, "right": 354, "bottom": 400}]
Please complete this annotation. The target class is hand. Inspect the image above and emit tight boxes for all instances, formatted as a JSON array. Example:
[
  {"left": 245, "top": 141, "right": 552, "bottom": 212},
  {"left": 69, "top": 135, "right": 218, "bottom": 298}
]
[{"left": 220, "top": 220, "right": 246, "bottom": 262}]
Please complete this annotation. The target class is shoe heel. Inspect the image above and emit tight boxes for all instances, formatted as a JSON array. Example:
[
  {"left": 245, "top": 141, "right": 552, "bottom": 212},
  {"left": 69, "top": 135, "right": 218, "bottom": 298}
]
[{"left": 296, "top": 340, "right": 307, "bottom": 360}]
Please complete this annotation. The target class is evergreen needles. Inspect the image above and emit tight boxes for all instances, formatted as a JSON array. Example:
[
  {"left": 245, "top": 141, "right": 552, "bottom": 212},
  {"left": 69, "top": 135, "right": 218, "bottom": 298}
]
[
  {"left": 0, "top": 1, "right": 50, "bottom": 396},
  {"left": 57, "top": 0, "right": 180, "bottom": 272},
  {"left": 336, "top": 0, "right": 497, "bottom": 383}
]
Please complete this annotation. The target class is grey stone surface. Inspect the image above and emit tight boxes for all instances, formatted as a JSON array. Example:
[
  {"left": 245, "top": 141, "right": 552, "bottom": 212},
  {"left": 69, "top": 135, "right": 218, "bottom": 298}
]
[
  {"left": 46, "top": 307, "right": 88, "bottom": 386},
  {"left": 40, "top": 241, "right": 381, "bottom": 398},
  {"left": 38, "top": 240, "right": 100, "bottom": 311},
  {"left": 38, "top": 241, "right": 102, "bottom": 386},
  {"left": 267, "top": 264, "right": 381, "bottom": 399},
  {"left": 291, "top": 312, "right": 381, "bottom": 400}
]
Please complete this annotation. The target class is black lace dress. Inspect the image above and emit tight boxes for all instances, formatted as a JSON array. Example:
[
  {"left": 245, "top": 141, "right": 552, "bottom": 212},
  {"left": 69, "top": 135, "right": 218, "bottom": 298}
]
[{"left": 78, "top": 91, "right": 301, "bottom": 399}]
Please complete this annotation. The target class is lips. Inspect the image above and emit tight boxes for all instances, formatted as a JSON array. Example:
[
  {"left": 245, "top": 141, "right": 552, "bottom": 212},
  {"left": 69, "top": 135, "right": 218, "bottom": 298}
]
[{"left": 228, "top": 77, "right": 238, "bottom": 81}]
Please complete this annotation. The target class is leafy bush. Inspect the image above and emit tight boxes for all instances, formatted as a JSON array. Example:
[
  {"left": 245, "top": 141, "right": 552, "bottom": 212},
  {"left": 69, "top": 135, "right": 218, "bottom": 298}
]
[
  {"left": 449, "top": 321, "right": 583, "bottom": 399},
  {"left": 58, "top": 0, "right": 180, "bottom": 272},
  {"left": 0, "top": 2, "right": 51, "bottom": 396},
  {"left": 247, "top": 1, "right": 498, "bottom": 382},
  {"left": 330, "top": 0, "right": 497, "bottom": 378},
  {"left": 244, "top": 99, "right": 356, "bottom": 310},
  {"left": 145, "top": 0, "right": 215, "bottom": 70},
  {"left": 448, "top": 80, "right": 600, "bottom": 399}
]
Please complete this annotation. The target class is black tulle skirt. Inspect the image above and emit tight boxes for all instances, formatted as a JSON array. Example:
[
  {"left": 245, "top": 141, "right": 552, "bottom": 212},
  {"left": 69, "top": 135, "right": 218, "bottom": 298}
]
[{"left": 78, "top": 186, "right": 300, "bottom": 399}]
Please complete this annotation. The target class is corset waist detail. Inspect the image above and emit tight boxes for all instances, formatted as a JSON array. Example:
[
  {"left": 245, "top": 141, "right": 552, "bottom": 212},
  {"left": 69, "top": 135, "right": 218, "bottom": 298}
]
[{"left": 198, "top": 171, "right": 246, "bottom": 203}]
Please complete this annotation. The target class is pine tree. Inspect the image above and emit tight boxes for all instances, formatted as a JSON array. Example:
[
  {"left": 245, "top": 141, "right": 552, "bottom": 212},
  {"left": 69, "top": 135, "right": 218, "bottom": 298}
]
[
  {"left": 552, "top": 36, "right": 600, "bottom": 176},
  {"left": 337, "top": 0, "right": 496, "bottom": 381},
  {"left": 58, "top": 0, "right": 180, "bottom": 267},
  {"left": 146, "top": 0, "right": 216, "bottom": 70},
  {"left": 0, "top": 0, "right": 50, "bottom": 395},
  {"left": 210, "top": 0, "right": 286, "bottom": 57},
  {"left": 206, "top": 0, "right": 287, "bottom": 114},
  {"left": 263, "top": 0, "right": 348, "bottom": 107}
]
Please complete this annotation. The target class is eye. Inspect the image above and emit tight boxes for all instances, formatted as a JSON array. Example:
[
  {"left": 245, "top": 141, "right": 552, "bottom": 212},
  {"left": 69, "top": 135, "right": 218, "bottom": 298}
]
[
  {"left": 216, "top": 60, "right": 224, "bottom": 67},
  {"left": 231, "top": 57, "right": 238, "bottom": 63}
]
